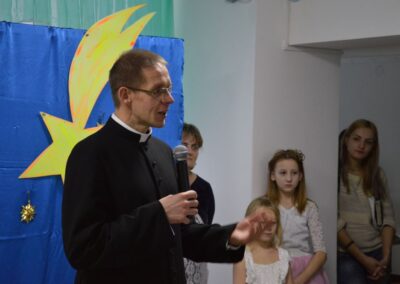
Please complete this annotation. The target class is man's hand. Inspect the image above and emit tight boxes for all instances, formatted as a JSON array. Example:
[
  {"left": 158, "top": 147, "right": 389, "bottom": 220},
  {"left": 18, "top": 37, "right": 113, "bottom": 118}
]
[
  {"left": 228, "top": 209, "right": 275, "bottom": 247},
  {"left": 159, "top": 190, "right": 198, "bottom": 224}
]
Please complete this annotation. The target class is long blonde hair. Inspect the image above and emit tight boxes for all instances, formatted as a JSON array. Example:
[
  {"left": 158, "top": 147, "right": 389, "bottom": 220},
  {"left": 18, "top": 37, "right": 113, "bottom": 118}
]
[
  {"left": 266, "top": 149, "right": 308, "bottom": 214},
  {"left": 245, "top": 196, "right": 282, "bottom": 246}
]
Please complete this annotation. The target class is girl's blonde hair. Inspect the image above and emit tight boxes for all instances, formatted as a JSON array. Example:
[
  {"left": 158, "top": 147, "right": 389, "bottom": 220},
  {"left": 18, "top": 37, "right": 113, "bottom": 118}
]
[
  {"left": 266, "top": 149, "right": 308, "bottom": 214},
  {"left": 245, "top": 196, "right": 283, "bottom": 246}
]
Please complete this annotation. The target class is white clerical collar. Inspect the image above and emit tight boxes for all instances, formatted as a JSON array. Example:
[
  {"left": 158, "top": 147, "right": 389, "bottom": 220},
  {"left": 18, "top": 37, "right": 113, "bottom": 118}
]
[{"left": 111, "top": 113, "right": 152, "bottom": 143}]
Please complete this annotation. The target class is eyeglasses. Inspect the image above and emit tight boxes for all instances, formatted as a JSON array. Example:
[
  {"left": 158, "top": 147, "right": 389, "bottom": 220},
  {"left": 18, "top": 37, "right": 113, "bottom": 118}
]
[{"left": 125, "top": 86, "right": 173, "bottom": 100}]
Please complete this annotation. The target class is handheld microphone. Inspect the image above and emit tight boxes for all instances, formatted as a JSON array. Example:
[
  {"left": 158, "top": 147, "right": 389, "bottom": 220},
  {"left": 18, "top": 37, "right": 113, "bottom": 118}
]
[
  {"left": 173, "top": 145, "right": 195, "bottom": 222},
  {"left": 173, "top": 145, "right": 190, "bottom": 193}
]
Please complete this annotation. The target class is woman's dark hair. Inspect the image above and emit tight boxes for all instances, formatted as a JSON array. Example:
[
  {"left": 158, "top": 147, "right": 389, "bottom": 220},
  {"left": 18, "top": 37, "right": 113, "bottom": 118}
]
[{"left": 182, "top": 123, "right": 203, "bottom": 148}]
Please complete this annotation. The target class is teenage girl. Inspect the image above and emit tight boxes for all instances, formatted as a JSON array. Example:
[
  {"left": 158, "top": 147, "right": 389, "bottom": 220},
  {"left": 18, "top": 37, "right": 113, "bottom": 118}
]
[
  {"left": 338, "top": 119, "right": 395, "bottom": 283},
  {"left": 267, "top": 149, "right": 329, "bottom": 284}
]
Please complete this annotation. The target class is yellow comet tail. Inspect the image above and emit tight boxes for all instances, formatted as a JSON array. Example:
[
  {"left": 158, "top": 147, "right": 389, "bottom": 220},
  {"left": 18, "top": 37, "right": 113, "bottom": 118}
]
[
  {"left": 68, "top": 6, "right": 155, "bottom": 129},
  {"left": 19, "top": 4, "right": 155, "bottom": 183},
  {"left": 19, "top": 5, "right": 155, "bottom": 182}
]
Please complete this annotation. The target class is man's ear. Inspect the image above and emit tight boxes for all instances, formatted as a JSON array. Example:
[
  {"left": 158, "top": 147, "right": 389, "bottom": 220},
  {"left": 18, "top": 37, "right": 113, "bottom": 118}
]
[{"left": 117, "top": 87, "right": 131, "bottom": 104}]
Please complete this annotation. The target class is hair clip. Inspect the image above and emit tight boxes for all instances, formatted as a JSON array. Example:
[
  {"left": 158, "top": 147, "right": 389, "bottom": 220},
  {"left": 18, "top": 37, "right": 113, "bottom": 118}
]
[{"left": 294, "top": 150, "right": 305, "bottom": 162}]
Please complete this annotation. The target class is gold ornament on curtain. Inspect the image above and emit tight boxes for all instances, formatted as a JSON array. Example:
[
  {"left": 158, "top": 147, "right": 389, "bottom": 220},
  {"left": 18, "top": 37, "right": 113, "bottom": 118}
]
[{"left": 20, "top": 191, "right": 36, "bottom": 223}]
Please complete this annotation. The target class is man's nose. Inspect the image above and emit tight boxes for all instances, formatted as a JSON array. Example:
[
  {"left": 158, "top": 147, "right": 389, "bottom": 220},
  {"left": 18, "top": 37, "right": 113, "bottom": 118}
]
[{"left": 163, "top": 91, "right": 174, "bottom": 104}]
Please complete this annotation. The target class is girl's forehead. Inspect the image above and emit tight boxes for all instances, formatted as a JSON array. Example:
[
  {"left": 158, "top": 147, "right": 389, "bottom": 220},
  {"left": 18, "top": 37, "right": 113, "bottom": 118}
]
[
  {"left": 275, "top": 159, "right": 299, "bottom": 169},
  {"left": 352, "top": 127, "right": 374, "bottom": 138},
  {"left": 256, "top": 207, "right": 277, "bottom": 219}
]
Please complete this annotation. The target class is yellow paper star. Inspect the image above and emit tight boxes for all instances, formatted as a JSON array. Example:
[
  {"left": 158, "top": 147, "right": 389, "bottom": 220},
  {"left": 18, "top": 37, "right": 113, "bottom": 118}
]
[
  {"left": 20, "top": 112, "right": 101, "bottom": 182},
  {"left": 19, "top": 5, "right": 154, "bottom": 183}
]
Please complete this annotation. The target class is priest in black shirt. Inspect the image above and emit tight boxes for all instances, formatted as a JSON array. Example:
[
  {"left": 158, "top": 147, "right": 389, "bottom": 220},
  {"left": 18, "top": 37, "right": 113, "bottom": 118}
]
[{"left": 62, "top": 49, "right": 271, "bottom": 284}]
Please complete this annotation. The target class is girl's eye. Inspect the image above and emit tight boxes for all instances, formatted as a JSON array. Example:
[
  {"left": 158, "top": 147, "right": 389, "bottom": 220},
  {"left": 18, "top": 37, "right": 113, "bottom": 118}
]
[{"left": 365, "top": 140, "right": 374, "bottom": 146}]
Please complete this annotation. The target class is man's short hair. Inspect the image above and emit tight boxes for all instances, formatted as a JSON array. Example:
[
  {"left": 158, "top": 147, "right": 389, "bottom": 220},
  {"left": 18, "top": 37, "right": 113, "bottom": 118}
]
[{"left": 109, "top": 49, "right": 167, "bottom": 106}]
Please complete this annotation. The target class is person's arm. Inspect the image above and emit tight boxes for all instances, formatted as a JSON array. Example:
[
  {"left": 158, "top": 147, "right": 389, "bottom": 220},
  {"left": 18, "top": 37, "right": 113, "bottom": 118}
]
[
  {"left": 286, "top": 265, "right": 294, "bottom": 284},
  {"left": 294, "top": 202, "right": 327, "bottom": 284},
  {"left": 379, "top": 170, "right": 396, "bottom": 269},
  {"left": 208, "top": 183, "right": 215, "bottom": 224},
  {"left": 379, "top": 225, "right": 395, "bottom": 271},
  {"left": 293, "top": 251, "right": 326, "bottom": 284},
  {"left": 338, "top": 228, "right": 382, "bottom": 279},
  {"left": 195, "top": 178, "right": 215, "bottom": 224},
  {"left": 228, "top": 209, "right": 274, "bottom": 247},
  {"left": 233, "top": 259, "right": 246, "bottom": 284},
  {"left": 181, "top": 209, "right": 272, "bottom": 263}
]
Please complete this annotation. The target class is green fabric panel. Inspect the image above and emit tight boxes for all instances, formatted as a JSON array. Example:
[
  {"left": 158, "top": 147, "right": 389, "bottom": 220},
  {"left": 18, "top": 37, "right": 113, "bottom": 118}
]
[{"left": 0, "top": 0, "right": 174, "bottom": 37}]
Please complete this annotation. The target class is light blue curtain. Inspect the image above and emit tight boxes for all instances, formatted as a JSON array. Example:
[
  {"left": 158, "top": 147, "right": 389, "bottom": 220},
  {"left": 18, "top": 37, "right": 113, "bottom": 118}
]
[{"left": 0, "top": 0, "right": 174, "bottom": 37}]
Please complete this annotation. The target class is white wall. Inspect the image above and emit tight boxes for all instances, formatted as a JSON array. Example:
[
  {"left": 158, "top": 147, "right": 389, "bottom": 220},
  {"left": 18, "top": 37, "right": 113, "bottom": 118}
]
[
  {"left": 253, "top": 1, "right": 339, "bottom": 282},
  {"left": 289, "top": 0, "right": 400, "bottom": 46},
  {"left": 340, "top": 48, "right": 400, "bottom": 273},
  {"left": 174, "top": 0, "right": 340, "bottom": 283},
  {"left": 173, "top": 0, "right": 257, "bottom": 220},
  {"left": 174, "top": 1, "right": 257, "bottom": 282}
]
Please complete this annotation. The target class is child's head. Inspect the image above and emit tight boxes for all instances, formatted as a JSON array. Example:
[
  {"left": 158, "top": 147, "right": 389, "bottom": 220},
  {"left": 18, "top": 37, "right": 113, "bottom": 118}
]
[
  {"left": 245, "top": 196, "right": 282, "bottom": 246},
  {"left": 182, "top": 123, "right": 203, "bottom": 171},
  {"left": 340, "top": 119, "right": 384, "bottom": 197},
  {"left": 340, "top": 119, "right": 379, "bottom": 169},
  {"left": 266, "top": 149, "right": 307, "bottom": 213}
]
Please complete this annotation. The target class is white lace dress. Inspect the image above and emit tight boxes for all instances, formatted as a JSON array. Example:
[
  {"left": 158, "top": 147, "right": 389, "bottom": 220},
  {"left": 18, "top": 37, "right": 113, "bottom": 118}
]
[
  {"left": 183, "top": 214, "right": 208, "bottom": 284},
  {"left": 245, "top": 247, "right": 290, "bottom": 284}
]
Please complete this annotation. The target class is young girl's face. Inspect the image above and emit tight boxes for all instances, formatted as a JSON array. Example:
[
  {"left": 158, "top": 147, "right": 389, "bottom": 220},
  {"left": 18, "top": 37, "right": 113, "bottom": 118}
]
[
  {"left": 256, "top": 207, "right": 277, "bottom": 243},
  {"left": 345, "top": 127, "right": 375, "bottom": 162},
  {"left": 271, "top": 158, "right": 302, "bottom": 194}
]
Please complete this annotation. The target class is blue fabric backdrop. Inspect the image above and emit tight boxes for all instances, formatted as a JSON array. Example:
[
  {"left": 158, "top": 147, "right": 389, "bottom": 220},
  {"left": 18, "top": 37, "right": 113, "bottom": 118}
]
[{"left": 0, "top": 21, "right": 184, "bottom": 283}]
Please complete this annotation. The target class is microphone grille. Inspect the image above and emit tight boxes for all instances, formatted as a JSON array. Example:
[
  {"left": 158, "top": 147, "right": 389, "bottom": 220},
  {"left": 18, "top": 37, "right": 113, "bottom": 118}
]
[{"left": 173, "top": 145, "right": 188, "bottom": 161}]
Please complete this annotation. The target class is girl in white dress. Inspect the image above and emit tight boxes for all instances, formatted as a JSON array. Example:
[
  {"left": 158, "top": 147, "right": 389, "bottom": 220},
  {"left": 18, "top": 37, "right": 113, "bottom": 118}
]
[
  {"left": 266, "top": 149, "right": 329, "bottom": 284},
  {"left": 233, "top": 196, "right": 293, "bottom": 284}
]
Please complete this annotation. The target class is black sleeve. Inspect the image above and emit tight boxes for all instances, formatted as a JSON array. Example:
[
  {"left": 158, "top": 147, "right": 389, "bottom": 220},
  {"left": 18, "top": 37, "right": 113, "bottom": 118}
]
[{"left": 181, "top": 223, "right": 244, "bottom": 263}]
